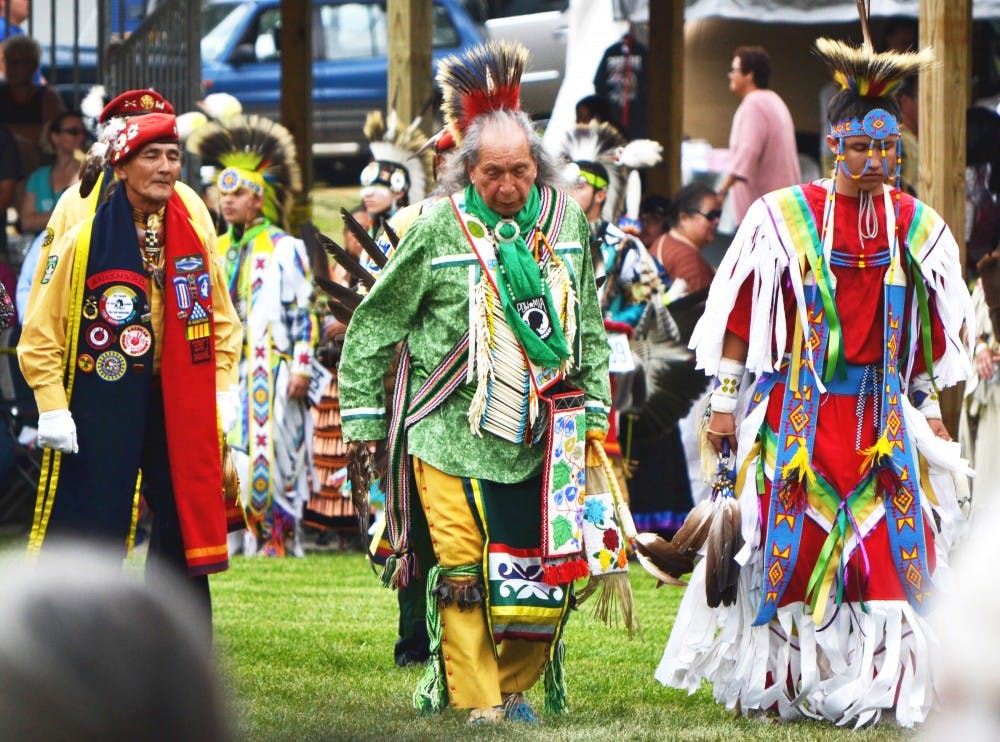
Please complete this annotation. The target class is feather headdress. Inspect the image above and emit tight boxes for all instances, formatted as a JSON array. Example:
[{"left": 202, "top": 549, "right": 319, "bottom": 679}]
[
  {"left": 559, "top": 122, "right": 663, "bottom": 223},
  {"left": 186, "top": 114, "right": 300, "bottom": 229},
  {"left": 815, "top": 1, "right": 932, "bottom": 100},
  {"left": 436, "top": 40, "right": 527, "bottom": 144},
  {"left": 361, "top": 109, "right": 431, "bottom": 203},
  {"left": 815, "top": 37, "right": 933, "bottom": 99}
]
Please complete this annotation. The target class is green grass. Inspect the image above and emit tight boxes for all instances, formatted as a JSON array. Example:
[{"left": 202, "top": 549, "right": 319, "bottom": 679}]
[
  {"left": 310, "top": 186, "right": 364, "bottom": 241},
  {"left": 212, "top": 553, "right": 913, "bottom": 741}
]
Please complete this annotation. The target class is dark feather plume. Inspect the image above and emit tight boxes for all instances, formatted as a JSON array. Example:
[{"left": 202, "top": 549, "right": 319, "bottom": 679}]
[
  {"left": 705, "top": 498, "right": 742, "bottom": 608},
  {"left": 664, "top": 288, "right": 708, "bottom": 346},
  {"left": 340, "top": 207, "right": 387, "bottom": 269},
  {"left": 78, "top": 157, "right": 104, "bottom": 199},
  {"left": 669, "top": 498, "right": 714, "bottom": 557},
  {"left": 632, "top": 532, "right": 694, "bottom": 581},
  {"left": 315, "top": 275, "right": 363, "bottom": 311},
  {"left": 382, "top": 221, "right": 400, "bottom": 250},
  {"left": 624, "top": 339, "right": 710, "bottom": 440},
  {"left": 317, "top": 232, "right": 376, "bottom": 290}
]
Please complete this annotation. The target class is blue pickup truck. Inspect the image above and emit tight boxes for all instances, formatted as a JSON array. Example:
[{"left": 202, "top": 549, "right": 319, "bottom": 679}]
[{"left": 200, "top": 0, "right": 484, "bottom": 158}]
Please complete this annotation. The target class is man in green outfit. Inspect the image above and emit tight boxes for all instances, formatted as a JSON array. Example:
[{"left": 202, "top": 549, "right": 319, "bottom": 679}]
[{"left": 338, "top": 42, "right": 610, "bottom": 724}]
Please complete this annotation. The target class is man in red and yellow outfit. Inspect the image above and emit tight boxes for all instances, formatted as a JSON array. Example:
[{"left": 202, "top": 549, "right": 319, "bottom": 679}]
[{"left": 18, "top": 112, "right": 242, "bottom": 617}]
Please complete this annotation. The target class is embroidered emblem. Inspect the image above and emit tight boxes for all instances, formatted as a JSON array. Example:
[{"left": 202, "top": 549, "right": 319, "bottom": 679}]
[
  {"left": 77, "top": 354, "right": 95, "bottom": 373},
  {"left": 174, "top": 254, "right": 205, "bottom": 273},
  {"left": 515, "top": 296, "right": 553, "bottom": 340},
  {"left": 40, "top": 255, "right": 58, "bottom": 284},
  {"left": 467, "top": 219, "right": 486, "bottom": 239},
  {"left": 95, "top": 350, "right": 127, "bottom": 382},
  {"left": 139, "top": 93, "right": 155, "bottom": 110},
  {"left": 82, "top": 295, "right": 99, "bottom": 320},
  {"left": 173, "top": 276, "right": 191, "bottom": 310},
  {"left": 190, "top": 337, "right": 212, "bottom": 364},
  {"left": 42, "top": 227, "right": 55, "bottom": 247},
  {"left": 196, "top": 272, "right": 211, "bottom": 300},
  {"left": 120, "top": 325, "right": 152, "bottom": 357},
  {"left": 99, "top": 286, "right": 138, "bottom": 326},
  {"left": 86, "top": 324, "right": 115, "bottom": 351}
]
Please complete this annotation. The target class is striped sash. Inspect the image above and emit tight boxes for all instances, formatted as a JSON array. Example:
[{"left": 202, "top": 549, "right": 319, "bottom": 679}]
[{"left": 381, "top": 334, "right": 470, "bottom": 588}]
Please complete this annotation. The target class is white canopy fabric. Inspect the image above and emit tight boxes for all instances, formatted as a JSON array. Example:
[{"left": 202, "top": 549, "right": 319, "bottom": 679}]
[{"left": 685, "top": 0, "right": 1000, "bottom": 23}]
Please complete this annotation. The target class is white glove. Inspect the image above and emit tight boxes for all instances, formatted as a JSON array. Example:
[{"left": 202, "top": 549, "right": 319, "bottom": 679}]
[
  {"left": 37, "top": 409, "right": 78, "bottom": 454},
  {"left": 217, "top": 385, "right": 240, "bottom": 435}
]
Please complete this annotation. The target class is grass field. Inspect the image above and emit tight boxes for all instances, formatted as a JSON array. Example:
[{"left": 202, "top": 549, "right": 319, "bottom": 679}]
[{"left": 211, "top": 550, "right": 912, "bottom": 742}]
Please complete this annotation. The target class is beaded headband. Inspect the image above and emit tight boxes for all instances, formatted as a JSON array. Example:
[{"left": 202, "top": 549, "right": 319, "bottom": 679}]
[
  {"left": 829, "top": 108, "right": 899, "bottom": 140},
  {"left": 217, "top": 166, "right": 265, "bottom": 196}
]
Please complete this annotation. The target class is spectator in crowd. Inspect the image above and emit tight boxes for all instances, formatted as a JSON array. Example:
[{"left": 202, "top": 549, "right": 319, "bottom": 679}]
[
  {"left": 19, "top": 110, "right": 85, "bottom": 235},
  {"left": 0, "top": 34, "right": 63, "bottom": 177},
  {"left": 0, "top": 123, "right": 23, "bottom": 260},
  {"left": 897, "top": 75, "right": 919, "bottom": 196},
  {"left": 965, "top": 106, "right": 1000, "bottom": 273},
  {"left": 594, "top": 30, "right": 647, "bottom": 139},
  {"left": 0, "top": 0, "right": 29, "bottom": 71},
  {"left": 961, "top": 273, "right": 1000, "bottom": 516},
  {"left": 717, "top": 45, "right": 800, "bottom": 224},
  {"left": 881, "top": 15, "right": 919, "bottom": 55},
  {"left": 638, "top": 193, "right": 670, "bottom": 249},
  {"left": 649, "top": 182, "right": 719, "bottom": 295},
  {"left": 0, "top": 543, "right": 232, "bottom": 741}
]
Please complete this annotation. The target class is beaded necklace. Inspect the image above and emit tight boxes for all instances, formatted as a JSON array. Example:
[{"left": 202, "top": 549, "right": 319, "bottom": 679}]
[{"left": 132, "top": 206, "right": 166, "bottom": 289}]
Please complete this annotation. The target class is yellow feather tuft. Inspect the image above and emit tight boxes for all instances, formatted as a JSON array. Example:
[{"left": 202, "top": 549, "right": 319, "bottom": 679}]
[
  {"left": 782, "top": 443, "right": 817, "bottom": 486},
  {"left": 859, "top": 433, "right": 895, "bottom": 473}
]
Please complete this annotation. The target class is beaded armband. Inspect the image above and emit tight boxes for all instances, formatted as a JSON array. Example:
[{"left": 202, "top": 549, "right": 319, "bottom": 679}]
[{"left": 710, "top": 358, "right": 745, "bottom": 414}]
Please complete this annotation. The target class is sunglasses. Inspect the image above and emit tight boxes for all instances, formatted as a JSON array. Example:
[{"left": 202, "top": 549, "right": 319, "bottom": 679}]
[
  {"left": 57, "top": 127, "right": 85, "bottom": 135},
  {"left": 697, "top": 209, "right": 722, "bottom": 220}
]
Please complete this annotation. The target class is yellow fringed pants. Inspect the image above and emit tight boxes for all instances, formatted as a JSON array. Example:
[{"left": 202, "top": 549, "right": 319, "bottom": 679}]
[{"left": 413, "top": 457, "right": 549, "bottom": 709}]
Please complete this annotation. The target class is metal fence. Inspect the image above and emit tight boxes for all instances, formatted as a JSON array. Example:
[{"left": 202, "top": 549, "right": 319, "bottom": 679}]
[{"left": 104, "top": 0, "right": 202, "bottom": 120}]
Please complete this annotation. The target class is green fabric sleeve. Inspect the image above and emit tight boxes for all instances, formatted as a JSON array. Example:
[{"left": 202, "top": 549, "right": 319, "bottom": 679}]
[{"left": 338, "top": 223, "right": 429, "bottom": 442}]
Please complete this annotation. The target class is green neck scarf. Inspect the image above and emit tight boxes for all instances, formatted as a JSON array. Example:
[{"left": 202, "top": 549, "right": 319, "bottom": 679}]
[{"left": 463, "top": 183, "right": 570, "bottom": 367}]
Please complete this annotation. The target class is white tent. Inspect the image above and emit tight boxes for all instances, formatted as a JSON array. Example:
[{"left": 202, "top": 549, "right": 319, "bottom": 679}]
[{"left": 685, "top": 0, "right": 1000, "bottom": 23}]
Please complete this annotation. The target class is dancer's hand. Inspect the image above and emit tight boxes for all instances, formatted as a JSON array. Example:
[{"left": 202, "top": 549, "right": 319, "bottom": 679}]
[
  {"left": 705, "top": 410, "right": 737, "bottom": 454},
  {"left": 927, "top": 417, "right": 951, "bottom": 441},
  {"left": 288, "top": 373, "right": 309, "bottom": 400}
]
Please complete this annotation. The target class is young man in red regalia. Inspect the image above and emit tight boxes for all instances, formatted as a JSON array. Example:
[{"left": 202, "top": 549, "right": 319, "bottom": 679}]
[{"left": 655, "top": 19, "right": 974, "bottom": 728}]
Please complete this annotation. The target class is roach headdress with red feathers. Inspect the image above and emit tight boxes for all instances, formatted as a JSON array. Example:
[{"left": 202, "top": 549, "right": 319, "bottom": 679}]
[{"left": 435, "top": 40, "right": 528, "bottom": 144}]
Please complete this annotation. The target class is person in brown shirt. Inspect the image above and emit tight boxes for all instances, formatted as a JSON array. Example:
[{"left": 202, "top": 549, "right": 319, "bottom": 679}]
[{"left": 648, "top": 182, "right": 719, "bottom": 295}]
